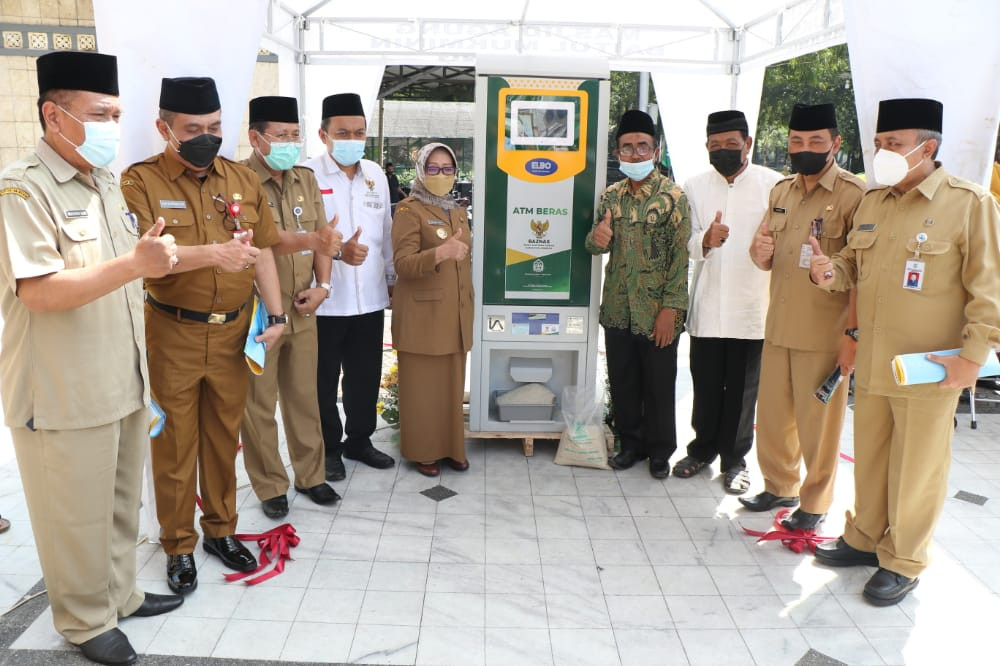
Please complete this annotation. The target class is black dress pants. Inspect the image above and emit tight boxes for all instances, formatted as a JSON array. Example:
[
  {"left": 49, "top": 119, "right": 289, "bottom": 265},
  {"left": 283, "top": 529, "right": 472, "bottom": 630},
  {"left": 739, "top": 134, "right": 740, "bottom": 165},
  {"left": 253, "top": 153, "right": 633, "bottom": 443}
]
[
  {"left": 604, "top": 326, "right": 679, "bottom": 461},
  {"left": 686, "top": 336, "right": 763, "bottom": 471},
  {"left": 316, "top": 310, "right": 385, "bottom": 457}
]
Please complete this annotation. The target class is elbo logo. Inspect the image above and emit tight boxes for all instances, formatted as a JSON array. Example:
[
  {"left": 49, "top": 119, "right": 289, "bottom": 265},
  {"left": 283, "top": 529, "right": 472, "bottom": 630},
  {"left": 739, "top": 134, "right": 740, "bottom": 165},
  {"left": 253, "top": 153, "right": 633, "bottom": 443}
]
[{"left": 525, "top": 158, "right": 557, "bottom": 176}]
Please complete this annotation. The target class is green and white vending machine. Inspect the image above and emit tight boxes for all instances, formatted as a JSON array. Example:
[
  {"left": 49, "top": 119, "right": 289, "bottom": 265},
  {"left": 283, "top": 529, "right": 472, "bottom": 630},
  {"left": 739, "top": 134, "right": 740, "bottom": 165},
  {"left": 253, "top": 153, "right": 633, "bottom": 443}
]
[{"left": 470, "top": 57, "right": 609, "bottom": 433}]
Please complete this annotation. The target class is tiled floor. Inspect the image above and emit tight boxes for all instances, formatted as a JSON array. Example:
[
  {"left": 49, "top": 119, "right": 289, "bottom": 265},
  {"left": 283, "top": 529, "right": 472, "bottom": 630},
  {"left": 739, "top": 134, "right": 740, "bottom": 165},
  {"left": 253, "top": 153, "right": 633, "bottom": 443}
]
[{"left": 1, "top": 334, "right": 999, "bottom": 664}]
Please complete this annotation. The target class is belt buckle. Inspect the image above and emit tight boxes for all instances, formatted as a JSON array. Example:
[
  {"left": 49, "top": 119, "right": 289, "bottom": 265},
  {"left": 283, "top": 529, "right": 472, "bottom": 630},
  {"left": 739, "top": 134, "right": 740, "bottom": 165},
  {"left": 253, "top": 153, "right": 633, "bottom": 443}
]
[{"left": 207, "top": 312, "right": 227, "bottom": 325}]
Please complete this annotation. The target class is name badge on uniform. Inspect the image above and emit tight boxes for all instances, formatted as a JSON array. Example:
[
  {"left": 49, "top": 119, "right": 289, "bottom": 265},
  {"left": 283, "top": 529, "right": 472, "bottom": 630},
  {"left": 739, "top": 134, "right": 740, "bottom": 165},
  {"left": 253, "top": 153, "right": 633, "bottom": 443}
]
[
  {"left": 903, "top": 232, "right": 927, "bottom": 291},
  {"left": 857, "top": 223, "right": 877, "bottom": 232},
  {"left": 427, "top": 219, "right": 445, "bottom": 226},
  {"left": 65, "top": 209, "right": 88, "bottom": 218},
  {"left": 772, "top": 207, "right": 786, "bottom": 214},
  {"left": 160, "top": 200, "right": 187, "bottom": 209}
]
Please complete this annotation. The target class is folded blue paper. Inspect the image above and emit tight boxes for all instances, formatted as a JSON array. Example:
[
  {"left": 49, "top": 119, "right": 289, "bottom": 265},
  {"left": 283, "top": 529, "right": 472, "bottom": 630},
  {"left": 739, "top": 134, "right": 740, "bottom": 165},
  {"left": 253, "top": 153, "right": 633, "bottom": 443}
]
[
  {"left": 148, "top": 399, "right": 166, "bottom": 437},
  {"left": 891, "top": 348, "right": 1000, "bottom": 386},
  {"left": 244, "top": 296, "right": 268, "bottom": 375}
]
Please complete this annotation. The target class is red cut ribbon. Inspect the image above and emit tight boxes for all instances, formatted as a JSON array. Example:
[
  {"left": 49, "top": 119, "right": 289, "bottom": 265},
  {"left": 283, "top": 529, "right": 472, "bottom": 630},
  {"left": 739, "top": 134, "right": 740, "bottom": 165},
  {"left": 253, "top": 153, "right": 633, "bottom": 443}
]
[
  {"left": 223, "top": 523, "right": 300, "bottom": 585},
  {"left": 839, "top": 452, "right": 855, "bottom": 463},
  {"left": 741, "top": 508, "right": 836, "bottom": 554}
]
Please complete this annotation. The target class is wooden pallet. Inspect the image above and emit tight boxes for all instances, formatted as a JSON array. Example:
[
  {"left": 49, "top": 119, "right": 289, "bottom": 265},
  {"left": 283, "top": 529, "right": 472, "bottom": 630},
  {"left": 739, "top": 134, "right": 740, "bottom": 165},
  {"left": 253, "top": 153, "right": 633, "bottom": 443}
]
[{"left": 464, "top": 424, "right": 616, "bottom": 457}]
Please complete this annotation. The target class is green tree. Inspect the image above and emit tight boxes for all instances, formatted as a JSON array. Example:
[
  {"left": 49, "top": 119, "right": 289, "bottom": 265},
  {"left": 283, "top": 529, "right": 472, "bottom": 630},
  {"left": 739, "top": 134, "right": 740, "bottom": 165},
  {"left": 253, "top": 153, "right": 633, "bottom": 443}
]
[{"left": 754, "top": 44, "right": 862, "bottom": 174}]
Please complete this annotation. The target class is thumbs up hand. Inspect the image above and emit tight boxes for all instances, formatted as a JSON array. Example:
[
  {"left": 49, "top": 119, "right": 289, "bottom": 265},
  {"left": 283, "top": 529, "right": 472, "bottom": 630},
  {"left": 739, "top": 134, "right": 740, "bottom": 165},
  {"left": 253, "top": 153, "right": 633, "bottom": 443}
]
[
  {"left": 592, "top": 210, "right": 613, "bottom": 249},
  {"left": 808, "top": 236, "right": 835, "bottom": 286},
  {"left": 340, "top": 226, "right": 368, "bottom": 266},
  {"left": 315, "top": 213, "right": 344, "bottom": 257},
  {"left": 134, "top": 216, "right": 179, "bottom": 277},
  {"left": 750, "top": 220, "right": 775, "bottom": 266},
  {"left": 435, "top": 226, "right": 469, "bottom": 264},
  {"left": 702, "top": 210, "right": 730, "bottom": 249}
]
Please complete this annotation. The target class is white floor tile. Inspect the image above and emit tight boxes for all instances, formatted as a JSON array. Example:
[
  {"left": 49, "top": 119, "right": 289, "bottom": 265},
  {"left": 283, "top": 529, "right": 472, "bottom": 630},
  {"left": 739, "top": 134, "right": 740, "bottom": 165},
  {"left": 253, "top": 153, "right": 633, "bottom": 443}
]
[
  {"left": 678, "top": 628, "right": 754, "bottom": 666},
  {"left": 485, "top": 593, "right": 548, "bottom": 628},
  {"left": 359, "top": 590, "right": 425, "bottom": 626},
  {"left": 280, "top": 621, "right": 354, "bottom": 662},
  {"left": 296, "top": 587, "right": 364, "bottom": 623},
  {"left": 417, "top": 626, "right": 486, "bottom": 665},
  {"left": 231, "top": 584, "right": 305, "bottom": 621},
  {"left": 426, "top": 562, "right": 485, "bottom": 593},
  {"left": 350, "top": 624, "right": 419, "bottom": 665},
  {"left": 605, "top": 595, "right": 672, "bottom": 629},
  {"left": 422, "top": 591, "right": 485, "bottom": 627},
  {"left": 146, "top": 615, "right": 227, "bottom": 657},
  {"left": 485, "top": 627, "right": 553, "bottom": 666},
  {"left": 376, "top": 535, "right": 433, "bottom": 563},
  {"left": 615, "top": 628, "right": 687, "bottom": 666},
  {"left": 550, "top": 627, "right": 620, "bottom": 666},
  {"left": 484, "top": 563, "right": 544, "bottom": 594},
  {"left": 211, "top": 618, "right": 291, "bottom": 660}
]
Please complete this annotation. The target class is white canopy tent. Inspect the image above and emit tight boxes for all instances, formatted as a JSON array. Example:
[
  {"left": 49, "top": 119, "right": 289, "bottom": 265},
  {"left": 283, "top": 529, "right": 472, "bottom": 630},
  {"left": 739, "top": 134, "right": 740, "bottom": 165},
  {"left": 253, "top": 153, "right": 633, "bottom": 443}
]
[{"left": 98, "top": 0, "right": 1000, "bottom": 188}]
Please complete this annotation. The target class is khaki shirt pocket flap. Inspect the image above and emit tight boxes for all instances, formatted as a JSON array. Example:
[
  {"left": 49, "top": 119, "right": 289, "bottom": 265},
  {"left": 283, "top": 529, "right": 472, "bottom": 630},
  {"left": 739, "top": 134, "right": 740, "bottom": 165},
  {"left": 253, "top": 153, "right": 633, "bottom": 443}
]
[
  {"left": 161, "top": 210, "right": 196, "bottom": 228},
  {"left": 820, "top": 218, "right": 844, "bottom": 239},
  {"left": 59, "top": 218, "right": 99, "bottom": 242},
  {"left": 413, "top": 288, "right": 444, "bottom": 302},
  {"left": 847, "top": 230, "right": 877, "bottom": 250},
  {"left": 905, "top": 239, "right": 951, "bottom": 255},
  {"left": 765, "top": 213, "right": 787, "bottom": 233}
]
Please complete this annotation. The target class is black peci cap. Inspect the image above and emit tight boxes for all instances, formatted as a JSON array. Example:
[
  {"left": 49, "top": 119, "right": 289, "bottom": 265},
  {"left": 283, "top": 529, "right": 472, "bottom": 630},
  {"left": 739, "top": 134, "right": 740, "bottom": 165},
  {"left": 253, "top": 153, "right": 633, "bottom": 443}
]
[
  {"left": 37, "top": 51, "right": 119, "bottom": 96},
  {"left": 706, "top": 110, "right": 749, "bottom": 136},
  {"left": 788, "top": 103, "right": 837, "bottom": 131},
  {"left": 616, "top": 109, "right": 656, "bottom": 139},
  {"left": 159, "top": 77, "right": 221, "bottom": 115},
  {"left": 249, "top": 96, "right": 299, "bottom": 124},
  {"left": 321, "top": 92, "right": 365, "bottom": 119},
  {"left": 876, "top": 98, "right": 943, "bottom": 133}
]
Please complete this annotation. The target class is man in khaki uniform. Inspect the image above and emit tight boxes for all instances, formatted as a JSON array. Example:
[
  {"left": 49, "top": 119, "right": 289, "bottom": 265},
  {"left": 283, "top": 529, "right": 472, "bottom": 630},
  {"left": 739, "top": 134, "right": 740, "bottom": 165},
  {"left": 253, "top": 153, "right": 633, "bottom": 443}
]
[
  {"left": 810, "top": 98, "right": 1000, "bottom": 606},
  {"left": 240, "top": 96, "right": 343, "bottom": 518},
  {"left": 0, "top": 51, "right": 182, "bottom": 665},
  {"left": 121, "top": 77, "right": 287, "bottom": 596},
  {"left": 744, "top": 103, "right": 864, "bottom": 532}
]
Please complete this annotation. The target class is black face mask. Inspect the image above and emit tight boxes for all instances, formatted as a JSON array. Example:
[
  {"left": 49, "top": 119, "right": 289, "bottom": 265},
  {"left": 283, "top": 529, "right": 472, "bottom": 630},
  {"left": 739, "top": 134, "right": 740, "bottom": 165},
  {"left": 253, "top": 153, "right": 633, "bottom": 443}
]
[
  {"left": 175, "top": 133, "right": 222, "bottom": 168},
  {"left": 789, "top": 150, "right": 830, "bottom": 175},
  {"left": 709, "top": 148, "right": 745, "bottom": 177}
]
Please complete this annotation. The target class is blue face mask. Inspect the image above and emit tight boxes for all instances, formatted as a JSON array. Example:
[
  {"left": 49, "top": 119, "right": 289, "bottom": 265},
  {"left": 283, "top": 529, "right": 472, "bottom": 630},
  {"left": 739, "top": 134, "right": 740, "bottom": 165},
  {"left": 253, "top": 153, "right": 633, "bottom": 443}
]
[
  {"left": 58, "top": 106, "right": 120, "bottom": 168},
  {"left": 260, "top": 140, "right": 302, "bottom": 172},
  {"left": 619, "top": 157, "right": 654, "bottom": 182},
  {"left": 330, "top": 139, "right": 365, "bottom": 166}
]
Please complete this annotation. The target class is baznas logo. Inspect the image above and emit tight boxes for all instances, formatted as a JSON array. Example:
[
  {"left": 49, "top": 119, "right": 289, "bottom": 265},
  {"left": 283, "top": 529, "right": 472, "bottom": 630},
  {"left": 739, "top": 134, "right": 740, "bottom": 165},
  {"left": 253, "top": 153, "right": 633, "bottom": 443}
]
[
  {"left": 532, "top": 259, "right": 545, "bottom": 273},
  {"left": 530, "top": 219, "right": 549, "bottom": 239}
]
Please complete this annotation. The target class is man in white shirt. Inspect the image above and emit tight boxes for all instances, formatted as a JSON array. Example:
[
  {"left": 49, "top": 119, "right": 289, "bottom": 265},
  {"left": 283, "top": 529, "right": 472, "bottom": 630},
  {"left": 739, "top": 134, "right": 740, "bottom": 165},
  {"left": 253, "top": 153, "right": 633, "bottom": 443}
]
[
  {"left": 304, "top": 93, "right": 396, "bottom": 480},
  {"left": 672, "top": 110, "right": 782, "bottom": 494}
]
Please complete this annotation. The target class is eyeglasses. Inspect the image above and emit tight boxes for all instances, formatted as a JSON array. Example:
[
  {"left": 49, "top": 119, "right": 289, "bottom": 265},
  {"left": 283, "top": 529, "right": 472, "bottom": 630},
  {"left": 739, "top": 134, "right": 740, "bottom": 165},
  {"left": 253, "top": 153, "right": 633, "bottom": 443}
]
[
  {"left": 264, "top": 132, "right": 302, "bottom": 143},
  {"left": 212, "top": 193, "right": 242, "bottom": 231},
  {"left": 425, "top": 165, "right": 456, "bottom": 176},
  {"left": 618, "top": 143, "right": 654, "bottom": 158}
]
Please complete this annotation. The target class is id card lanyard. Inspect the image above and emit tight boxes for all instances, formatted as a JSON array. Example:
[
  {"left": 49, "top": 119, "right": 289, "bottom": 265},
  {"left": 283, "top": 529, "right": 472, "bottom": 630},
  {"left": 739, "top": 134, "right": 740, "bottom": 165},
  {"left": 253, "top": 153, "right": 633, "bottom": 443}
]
[
  {"left": 902, "top": 232, "right": 927, "bottom": 291},
  {"left": 799, "top": 217, "right": 823, "bottom": 268}
]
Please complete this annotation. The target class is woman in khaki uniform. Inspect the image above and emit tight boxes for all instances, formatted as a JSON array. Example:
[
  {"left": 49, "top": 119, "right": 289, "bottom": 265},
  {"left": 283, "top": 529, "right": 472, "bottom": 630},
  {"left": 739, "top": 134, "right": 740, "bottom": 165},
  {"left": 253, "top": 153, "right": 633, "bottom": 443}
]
[{"left": 391, "top": 143, "right": 473, "bottom": 476}]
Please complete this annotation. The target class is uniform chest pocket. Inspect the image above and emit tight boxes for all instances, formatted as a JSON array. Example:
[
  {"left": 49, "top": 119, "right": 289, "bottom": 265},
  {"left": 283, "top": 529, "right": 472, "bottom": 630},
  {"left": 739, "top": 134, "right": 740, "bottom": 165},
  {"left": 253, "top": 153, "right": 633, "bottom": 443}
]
[
  {"left": 846, "top": 228, "right": 877, "bottom": 281},
  {"left": 59, "top": 218, "right": 100, "bottom": 269},
  {"left": 817, "top": 218, "right": 845, "bottom": 255},
  {"left": 904, "top": 239, "right": 951, "bottom": 256},
  {"left": 160, "top": 210, "right": 198, "bottom": 244},
  {"left": 765, "top": 212, "right": 787, "bottom": 234}
]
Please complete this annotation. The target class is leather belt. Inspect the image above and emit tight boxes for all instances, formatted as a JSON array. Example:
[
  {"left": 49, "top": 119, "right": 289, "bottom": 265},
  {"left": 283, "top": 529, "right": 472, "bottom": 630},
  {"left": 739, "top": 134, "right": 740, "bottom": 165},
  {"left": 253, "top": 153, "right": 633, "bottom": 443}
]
[{"left": 146, "top": 294, "right": 244, "bottom": 325}]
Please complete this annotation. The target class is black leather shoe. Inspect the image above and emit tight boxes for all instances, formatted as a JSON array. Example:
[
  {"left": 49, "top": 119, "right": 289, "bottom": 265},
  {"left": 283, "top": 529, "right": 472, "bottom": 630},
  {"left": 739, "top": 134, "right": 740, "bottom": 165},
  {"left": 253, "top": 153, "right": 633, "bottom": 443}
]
[
  {"left": 203, "top": 536, "right": 257, "bottom": 573},
  {"left": 77, "top": 627, "right": 136, "bottom": 665},
  {"left": 814, "top": 536, "right": 879, "bottom": 568},
  {"left": 608, "top": 449, "right": 648, "bottom": 470},
  {"left": 863, "top": 567, "right": 919, "bottom": 606},
  {"left": 326, "top": 455, "right": 346, "bottom": 481},
  {"left": 780, "top": 509, "right": 826, "bottom": 531},
  {"left": 738, "top": 491, "right": 799, "bottom": 512},
  {"left": 261, "top": 495, "right": 289, "bottom": 519},
  {"left": 166, "top": 553, "right": 197, "bottom": 595},
  {"left": 294, "top": 483, "right": 341, "bottom": 505},
  {"left": 130, "top": 592, "right": 184, "bottom": 617},
  {"left": 649, "top": 458, "right": 669, "bottom": 479},
  {"left": 344, "top": 446, "right": 395, "bottom": 469}
]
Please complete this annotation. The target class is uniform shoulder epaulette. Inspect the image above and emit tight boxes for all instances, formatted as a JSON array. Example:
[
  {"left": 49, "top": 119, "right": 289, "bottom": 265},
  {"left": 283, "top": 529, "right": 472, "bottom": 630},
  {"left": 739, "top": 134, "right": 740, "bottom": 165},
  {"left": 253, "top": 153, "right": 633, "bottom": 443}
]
[
  {"left": 292, "top": 164, "right": 316, "bottom": 174},
  {"left": 125, "top": 155, "right": 159, "bottom": 171},
  {"left": 837, "top": 170, "right": 866, "bottom": 190},
  {"left": 947, "top": 176, "right": 987, "bottom": 196}
]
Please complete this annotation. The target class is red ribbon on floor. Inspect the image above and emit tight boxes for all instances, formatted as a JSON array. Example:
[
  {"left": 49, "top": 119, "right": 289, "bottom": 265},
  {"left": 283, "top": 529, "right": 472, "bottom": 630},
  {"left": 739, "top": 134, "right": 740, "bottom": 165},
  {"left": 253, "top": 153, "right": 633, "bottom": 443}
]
[
  {"left": 223, "top": 523, "right": 300, "bottom": 585},
  {"left": 741, "top": 508, "right": 836, "bottom": 554}
]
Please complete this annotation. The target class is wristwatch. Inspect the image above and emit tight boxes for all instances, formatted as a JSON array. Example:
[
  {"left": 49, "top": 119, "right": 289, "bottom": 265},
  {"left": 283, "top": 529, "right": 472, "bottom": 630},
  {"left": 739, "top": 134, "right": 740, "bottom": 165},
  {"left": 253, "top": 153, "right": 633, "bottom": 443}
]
[
  {"left": 267, "top": 313, "right": 288, "bottom": 326},
  {"left": 318, "top": 282, "right": 332, "bottom": 297},
  {"left": 845, "top": 328, "right": 859, "bottom": 341}
]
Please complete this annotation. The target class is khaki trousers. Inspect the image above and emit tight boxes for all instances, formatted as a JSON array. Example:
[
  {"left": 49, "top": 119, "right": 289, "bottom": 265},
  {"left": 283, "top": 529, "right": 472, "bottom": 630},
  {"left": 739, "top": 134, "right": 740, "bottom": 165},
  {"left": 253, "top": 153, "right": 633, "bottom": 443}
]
[
  {"left": 755, "top": 341, "right": 848, "bottom": 513},
  {"left": 146, "top": 305, "right": 250, "bottom": 554},
  {"left": 241, "top": 322, "right": 325, "bottom": 499},
  {"left": 844, "top": 387, "right": 959, "bottom": 578},
  {"left": 12, "top": 408, "right": 147, "bottom": 644}
]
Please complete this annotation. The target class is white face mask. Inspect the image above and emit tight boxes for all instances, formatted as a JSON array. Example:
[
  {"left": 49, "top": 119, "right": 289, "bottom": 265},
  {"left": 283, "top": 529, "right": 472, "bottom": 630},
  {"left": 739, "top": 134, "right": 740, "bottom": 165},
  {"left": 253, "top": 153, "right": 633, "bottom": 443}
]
[{"left": 872, "top": 140, "right": 927, "bottom": 187}]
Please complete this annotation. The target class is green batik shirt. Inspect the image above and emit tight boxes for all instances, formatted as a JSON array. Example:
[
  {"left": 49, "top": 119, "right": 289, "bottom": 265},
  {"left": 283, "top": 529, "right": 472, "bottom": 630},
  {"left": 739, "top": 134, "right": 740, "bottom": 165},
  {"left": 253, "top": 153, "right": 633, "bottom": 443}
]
[{"left": 585, "top": 170, "right": 690, "bottom": 339}]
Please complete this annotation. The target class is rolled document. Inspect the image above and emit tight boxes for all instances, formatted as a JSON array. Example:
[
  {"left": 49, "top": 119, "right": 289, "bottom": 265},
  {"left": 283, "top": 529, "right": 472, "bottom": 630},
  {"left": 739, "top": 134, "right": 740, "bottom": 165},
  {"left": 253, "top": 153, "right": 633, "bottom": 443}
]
[
  {"left": 891, "top": 348, "right": 1000, "bottom": 386},
  {"left": 814, "top": 366, "right": 845, "bottom": 404}
]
